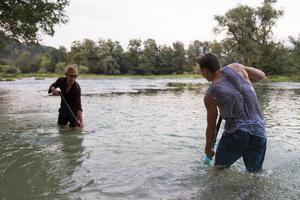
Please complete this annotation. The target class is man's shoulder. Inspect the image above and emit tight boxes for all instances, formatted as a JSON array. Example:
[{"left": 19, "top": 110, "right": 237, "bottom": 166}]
[
  {"left": 224, "top": 63, "right": 248, "bottom": 80},
  {"left": 226, "top": 63, "right": 243, "bottom": 71},
  {"left": 74, "top": 81, "right": 81, "bottom": 89},
  {"left": 57, "top": 77, "right": 66, "bottom": 81}
]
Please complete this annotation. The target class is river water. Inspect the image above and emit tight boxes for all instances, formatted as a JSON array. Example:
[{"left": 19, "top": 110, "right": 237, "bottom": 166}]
[{"left": 0, "top": 77, "right": 300, "bottom": 199}]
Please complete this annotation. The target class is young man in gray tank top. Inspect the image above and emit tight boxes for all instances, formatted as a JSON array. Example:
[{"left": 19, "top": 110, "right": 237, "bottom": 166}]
[{"left": 196, "top": 53, "right": 267, "bottom": 173}]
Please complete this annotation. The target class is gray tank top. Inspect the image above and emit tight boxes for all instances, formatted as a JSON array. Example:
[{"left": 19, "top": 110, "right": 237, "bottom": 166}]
[{"left": 206, "top": 66, "right": 265, "bottom": 138}]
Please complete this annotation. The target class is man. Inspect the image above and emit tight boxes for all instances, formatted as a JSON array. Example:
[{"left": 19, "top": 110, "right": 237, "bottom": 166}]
[
  {"left": 196, "top": 53, "right": 266, "bottom": 173},
  {"left": 49, "top": 64, "right": 83, "bottom": 128}
]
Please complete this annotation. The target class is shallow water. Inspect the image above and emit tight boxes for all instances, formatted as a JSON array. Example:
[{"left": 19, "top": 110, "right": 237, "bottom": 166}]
[{"left": 0, "top": 78, "right": 300, "bottom": 199}]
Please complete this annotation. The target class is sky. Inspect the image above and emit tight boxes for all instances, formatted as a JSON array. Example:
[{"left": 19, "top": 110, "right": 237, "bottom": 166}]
[{"left": 41, "top": 0, "right": 300, "bottom": 50}]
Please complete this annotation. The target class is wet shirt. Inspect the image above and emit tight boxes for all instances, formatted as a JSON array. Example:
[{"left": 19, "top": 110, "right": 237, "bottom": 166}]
[
  {"left": 48, "top": 77, "right": 82, "bottom": 115},
  {"left": 206, "top": 66, "right": 265, "bottom": 138}
]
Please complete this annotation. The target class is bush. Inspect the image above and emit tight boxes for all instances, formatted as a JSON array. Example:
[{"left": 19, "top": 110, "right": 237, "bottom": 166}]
[
  {"left": 78, "top": 65, "right": 89, "bottom": 74},
  {"left": 0, "top": 65, "right": 19, "bottom": 74},
  {"left": 54, "top": 62, "right": 66, "bottom": 74}
]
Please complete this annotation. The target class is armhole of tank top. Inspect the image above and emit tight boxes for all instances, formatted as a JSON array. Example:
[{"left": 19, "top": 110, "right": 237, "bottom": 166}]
[{"left": 206, "top": 89, "right": 217, "bottom": 101}]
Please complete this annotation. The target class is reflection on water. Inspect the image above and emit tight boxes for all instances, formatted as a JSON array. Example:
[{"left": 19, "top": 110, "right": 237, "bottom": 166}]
[{"left": 0, "top": 78, "right": 300, "bottom": 199}]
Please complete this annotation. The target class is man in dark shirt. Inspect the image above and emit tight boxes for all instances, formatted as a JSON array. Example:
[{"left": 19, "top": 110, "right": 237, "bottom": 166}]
[{"left": 48, "top": 64, "right": 83, "bottom": 127}]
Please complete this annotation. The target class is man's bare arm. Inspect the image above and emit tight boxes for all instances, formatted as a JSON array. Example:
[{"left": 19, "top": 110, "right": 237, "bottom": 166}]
[
  {"left": 204, "top": 94, "right": 218, "bottom": 158},
  {"left": 228, "top": 63, "right": 266, "bottom": 83}
]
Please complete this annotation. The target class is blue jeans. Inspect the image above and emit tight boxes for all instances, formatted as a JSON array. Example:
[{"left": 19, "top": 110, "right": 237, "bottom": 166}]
[{"left": 215, "top": 129, "right": 267, "bottom": 173}]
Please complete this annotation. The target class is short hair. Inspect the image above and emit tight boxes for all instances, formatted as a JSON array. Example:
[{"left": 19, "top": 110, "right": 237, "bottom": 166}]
[
  {"left": 65, "top": 64, "right": 79, "bottom": 76},
  {"left": 196, "top": 52, "right": 221, "bottom": 73}
]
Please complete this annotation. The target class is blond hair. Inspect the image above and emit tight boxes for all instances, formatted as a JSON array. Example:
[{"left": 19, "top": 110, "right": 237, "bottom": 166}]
[{"left": 65, "top": 64, "right": 79, "bottom": 76}]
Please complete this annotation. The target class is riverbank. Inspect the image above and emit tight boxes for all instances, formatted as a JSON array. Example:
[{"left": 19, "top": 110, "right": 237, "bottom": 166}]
[
  {"left": 1, "top": 73, "right": 300, "bottom": 82},
  {"left": 0, "top": 73, "right": 201, "bottom": 81}
]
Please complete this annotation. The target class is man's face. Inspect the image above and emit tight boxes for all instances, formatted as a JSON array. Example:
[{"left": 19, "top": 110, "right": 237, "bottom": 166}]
[
  {"left": 66, "top": 74, "right": 77, "bottom": 86},
  {"left": 200, "top": 68, "right": 211, "bottom": 81}
]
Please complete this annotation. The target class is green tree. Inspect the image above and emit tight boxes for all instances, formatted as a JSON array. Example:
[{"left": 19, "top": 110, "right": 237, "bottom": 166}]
[
  {"left": 68, "top": 40, "right": 87, "bottom": 66},
  {"left": 48, "top": 47, "right": 66, "bottom": 72},
  {"left": 97, "top": 39, "right": 123, "bottom": 74},
  {"left": 172, "top": 41, "right": 187, "bottom": 73},
  {"left": 54, "top": 61, "right": 66, "bottom": 73},
  {"left": 68, "top": 39, "right": 99, "bottom": 73},
  {"left": 127, "top": 39, "right": 143, "bottom": 74},
  {"left": 142, "top": 38, "right": 160, "bottom": 74},
  {"left": 187, "top": 40, "right": 205, "bottom": 66},
  {"left": 14, "top": 51, "right": 32, "bottom": 72},
  {"left": 258, "top": 42, "right": 292, "bottom": 74},
  {"left": 82, "top": 39, "right": 98, "bottom": 68},
  {"left": 0, "top": 64, "right": 18, "bottom": 74},
  {"left": 214, "top": 0, "right": 283, "bottom": 69},
  {"left": 289, "top": 36, "right": 300, "bottom": 73},
  {"left": 158, "top": 45, "right": 174, "bottom": 74},
  {"left": 0, "top": 0, "right": 69, "bottom": 42},
  {"left": 35, "top": 54, "right": 51, "bottom": 73}
]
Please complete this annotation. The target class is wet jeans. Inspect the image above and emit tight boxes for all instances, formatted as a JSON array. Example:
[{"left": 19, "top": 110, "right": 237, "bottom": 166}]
[
  {"left": 215, "top": 129, "right": 267, "bottom": 173},
  {"left": 58, "top": 113, "right": 77, "bottom": 127}
]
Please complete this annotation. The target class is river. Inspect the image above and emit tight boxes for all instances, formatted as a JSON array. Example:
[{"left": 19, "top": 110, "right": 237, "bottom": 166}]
[{"left": 0, "top": 77, "right": 300, "bottom": 199}]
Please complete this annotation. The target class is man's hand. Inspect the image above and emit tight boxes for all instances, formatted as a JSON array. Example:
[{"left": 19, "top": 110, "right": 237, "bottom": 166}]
[
  {"left": 205, "top": 147, "right": 215, "bottom": 159},
  {"left": 51, "top": 86, "right": 59, "bottom": 96},
  {"left": 77, "top": 119, "right": 83, "bottom": 128},
  {"left": 77, "top": 111, "right": 83, "bottom": 128}
]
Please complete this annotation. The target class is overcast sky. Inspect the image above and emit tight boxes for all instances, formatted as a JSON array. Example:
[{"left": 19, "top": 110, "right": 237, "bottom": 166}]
[{"left": 41, "top": 0, "right": 300, "bottom": 49}]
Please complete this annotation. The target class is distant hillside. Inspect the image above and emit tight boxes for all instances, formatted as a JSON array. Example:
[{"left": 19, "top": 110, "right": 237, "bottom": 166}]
[{"left": 0, "top": 39, "right": 55, "bottom": 64}]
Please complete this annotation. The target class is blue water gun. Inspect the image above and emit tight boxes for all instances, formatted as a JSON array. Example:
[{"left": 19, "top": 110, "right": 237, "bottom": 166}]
[{"left": 204, "top": 116, "right": 222, "bottom": 164}]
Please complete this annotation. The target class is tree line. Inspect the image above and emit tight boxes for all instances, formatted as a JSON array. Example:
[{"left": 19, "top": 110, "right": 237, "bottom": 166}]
[{"left": 1, "top": 0, "right": 300, "bottom": 76}]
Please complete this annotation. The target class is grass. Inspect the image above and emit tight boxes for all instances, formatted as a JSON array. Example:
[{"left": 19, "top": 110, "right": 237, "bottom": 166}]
[
  {"left": 266, "top": 75, "right": 300, "bottom": 82},
  {"left": 1, "top": 73, "right": 300, "bottom": 82},
  {"left": 0, "top": 73, "right": 202, "bottom": 81}
]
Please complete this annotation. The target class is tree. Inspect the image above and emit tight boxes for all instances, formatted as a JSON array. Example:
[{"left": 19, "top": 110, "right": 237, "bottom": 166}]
[
  {"left": 127, "top": 39, "right": 143, "bottom": 74},
  {"left": 68, "top": 40, "right": 88, "bottom": 66},
  {"left": 82, "top": 39, "right": 97, "bottom": 68},
  {"left": 35, "top": 54, "right": 51, "bottom": 72},
  {"left": 142, "top": 38, "right": 160, "bottom": 74},
  {"left": 289, "top": 36, "right": 300, "bottom": 73},
  {"left": 172, "top": 41, "right": 187, "bottom": 73},
  {"left": 258, "top": 42, "right": 292, "bottom": 74},
  {"left": 97, "top": 39, "right": 123, "bottom": 74},
  {"left": 14, "top": 51, "right": 32, "bottom": 72},
  {"left": 0, "top": 0, "right": 69, "bottom": 42},
  {"left": 213, "top": 0, "right": 283, "bottom": 68},
  {"left": 48, "top": 47, "right": 66, "bottom": 72},
  {"left": 186, "top": 40, "right": 206, "bottom": 66}
]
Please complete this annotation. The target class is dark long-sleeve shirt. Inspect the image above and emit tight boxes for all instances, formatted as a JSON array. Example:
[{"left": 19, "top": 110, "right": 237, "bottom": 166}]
[{"left": 48, "top": 77, "right": 83, "bottom": 114}]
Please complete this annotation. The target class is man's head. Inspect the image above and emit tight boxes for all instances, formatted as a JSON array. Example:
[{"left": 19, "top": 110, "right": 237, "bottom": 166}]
[
  {"left": 196, "top": 52, "right": 221, "bottom": 81},
  {"left": 65, "top": 64, "right": 79, "bottom": 86}
]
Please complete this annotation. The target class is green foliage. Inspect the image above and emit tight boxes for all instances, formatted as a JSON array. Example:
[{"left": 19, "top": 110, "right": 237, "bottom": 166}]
[
  {"left": 142, "top": 39, "right": 160, "bottom": 69},
  {"left": 289, "top": 36, "right": 300, "bottom": 72},
  {"left": 54, "top": 62, "right": 66, "bottom": 74},
  {"left": 78, "top": 65, "right": 89, "bottom": 74},
  {"left": 97, "top": 39, "right": 122, "bottom": 75},
  {"left": 37, "top": 55, "right": 51, "bottom": 73},
  {"left": 127, "top": 39, "right": 143, "bottom": 72},
  {"left": 186, "top": 40, "right": 206, "bottom": 66},
  {"left": 48, "top": 48, "right": 66, "bottom": 72},
  {"left": 0, "top": 37, "right": 55, "bottom": 66},
  {"left": 158, "top": 45, "right": 174, "bottom": 74},
  {"left": 0, "top": 65, "right": 18, "bottom": 74},
  {"left": 1, "top": 0, "right": 300, "bottom": 77},
  {"left": 171, "top": 41, "right": 187, "bottom": 73},
  {"left": 0, "top": 0, "right": 69, "bottom": 43},
  {"left": 15, "top": 51, "right": 33, "bottom": 73},
  {"left": 213, "top": 0, "right": 284, "bottom": 68}
]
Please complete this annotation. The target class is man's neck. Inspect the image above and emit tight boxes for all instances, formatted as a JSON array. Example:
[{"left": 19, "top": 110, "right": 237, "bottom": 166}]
[{"left": 211, "top": 69, "right": 222, "bottom": 83}]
